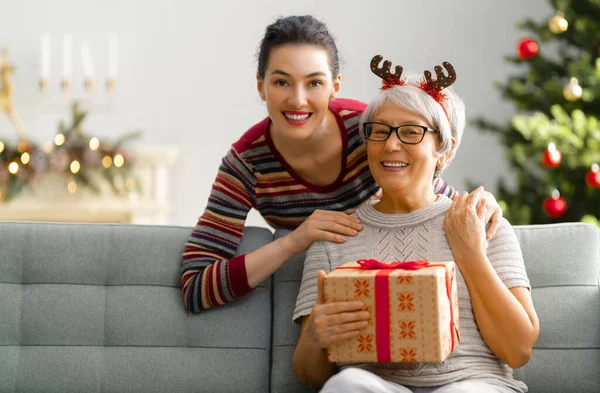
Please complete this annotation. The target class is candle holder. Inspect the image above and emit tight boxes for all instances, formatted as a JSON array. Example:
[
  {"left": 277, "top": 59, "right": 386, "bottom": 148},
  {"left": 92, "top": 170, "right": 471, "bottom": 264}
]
[
  {"left": 39, "top": 34, "right": 118, "bottom": 112},
  {"left": 39, "top": 75, "right": 116, "bottom": 112}
]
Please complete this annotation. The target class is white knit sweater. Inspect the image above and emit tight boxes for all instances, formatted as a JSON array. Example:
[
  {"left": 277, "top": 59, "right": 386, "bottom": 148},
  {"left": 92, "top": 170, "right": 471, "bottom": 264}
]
[{"left": 293, "top": 195, "right": 530, "bottom": 392}]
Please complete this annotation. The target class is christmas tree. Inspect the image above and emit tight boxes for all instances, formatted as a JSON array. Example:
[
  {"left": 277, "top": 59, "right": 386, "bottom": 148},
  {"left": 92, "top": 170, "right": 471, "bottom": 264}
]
[{"left": 475, "top": 0, "right": 600, "bottom": 227}]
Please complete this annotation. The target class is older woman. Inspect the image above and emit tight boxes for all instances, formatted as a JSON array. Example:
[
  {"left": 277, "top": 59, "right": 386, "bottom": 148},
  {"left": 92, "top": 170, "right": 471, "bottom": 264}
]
[{"left": 291, "top": 57, "right": 539, "bottom": 393}]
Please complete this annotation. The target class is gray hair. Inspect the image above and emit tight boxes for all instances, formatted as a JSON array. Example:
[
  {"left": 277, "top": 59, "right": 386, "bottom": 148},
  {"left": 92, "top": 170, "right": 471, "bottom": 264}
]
[{"left": 359, "top": 81, "right": 465, "bottom": 179}]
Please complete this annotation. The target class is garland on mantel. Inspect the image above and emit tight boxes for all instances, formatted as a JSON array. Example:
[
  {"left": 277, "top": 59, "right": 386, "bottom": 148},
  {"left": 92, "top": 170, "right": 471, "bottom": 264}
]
[{"left": 1, "top": 102, "right": 142, "bottom": 201}]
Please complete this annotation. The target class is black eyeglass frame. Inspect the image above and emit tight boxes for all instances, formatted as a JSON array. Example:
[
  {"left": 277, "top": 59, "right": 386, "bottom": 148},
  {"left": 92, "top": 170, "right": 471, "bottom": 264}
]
[{"left": 362, "top": 122, "right": 439, "bottom": 144}]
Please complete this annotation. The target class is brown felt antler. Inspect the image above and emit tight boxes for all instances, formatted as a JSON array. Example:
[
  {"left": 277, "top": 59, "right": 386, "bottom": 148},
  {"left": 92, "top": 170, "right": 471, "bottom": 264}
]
[
  {"left": 423, "top": 62, "right": 456, "bottom": 91},
  {"left": 370, "top": 55, "right": 403, "bottom": 81}
]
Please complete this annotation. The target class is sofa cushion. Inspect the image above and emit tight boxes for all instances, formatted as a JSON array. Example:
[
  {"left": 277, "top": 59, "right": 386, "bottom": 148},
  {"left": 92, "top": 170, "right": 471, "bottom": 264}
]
[
  {"left": 0, "top": 222, "right": 274, "bottom": 393},
  {"left": 271, "top": 231, "right": 319, "bottom": 393},
  {"left": 512, "top": 223, "right": 600, "bottom": 393}
]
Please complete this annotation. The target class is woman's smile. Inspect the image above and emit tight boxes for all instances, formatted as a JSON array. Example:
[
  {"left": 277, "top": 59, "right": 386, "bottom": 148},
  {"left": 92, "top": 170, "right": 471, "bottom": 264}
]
[
  {"left": 283, "top": 111, "right": 312, "bottom": 125},
  {"left": 380, "top": 160, "right": 409, "bottom": 171}
]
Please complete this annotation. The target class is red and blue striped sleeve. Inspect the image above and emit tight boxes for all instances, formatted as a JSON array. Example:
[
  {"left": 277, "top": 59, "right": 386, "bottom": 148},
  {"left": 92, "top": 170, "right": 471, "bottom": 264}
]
[{"left": 181, "top": 147, "right": 257, "bottom": 313}]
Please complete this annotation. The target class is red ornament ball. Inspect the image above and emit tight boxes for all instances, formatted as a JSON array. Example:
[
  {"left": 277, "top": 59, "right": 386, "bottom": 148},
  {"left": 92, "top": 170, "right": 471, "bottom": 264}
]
[
  {"left": 517, "top": 38, "right": 539, "bottom": 59},
  {"left": 586, "top": 165, "right": 600, "bottom": 188},
  {"left": 542, "top": 144, "right": 562, "bottom": 167},
  {"left": 543, "top": 195, "right": 567, "bottom": 218}
]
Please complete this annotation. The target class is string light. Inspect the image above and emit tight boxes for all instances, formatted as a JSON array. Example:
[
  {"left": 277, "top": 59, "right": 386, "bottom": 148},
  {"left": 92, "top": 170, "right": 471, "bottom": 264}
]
[
  {"left": 102, "top": 156, "right": 113, "bottom": 168},
  {"left": 8, "top": 162, "right": 19, "bottom": 174},
  {"left": 70, "top": 160, "right": 81, "bottom": 174},
  {"left": 0, "top": 141, "right": 5, "bottom": 153},
  {"left": 113, "top": 154, "right": 124, "bottom": 168},
  {"left": 89, "top": 137, "right": 100, "bottom": 151},
  {"left": 67, "top": 181, "right": 77, "bottom": 193},
  {"left": 17, "top": 141, "right": 28, "bottom": 153},
  {"left": 21, "top": 152, "right": 30, "bottom": 165},
  {"left": 54, "top": 133, "right": 65, "bottom": 146}
]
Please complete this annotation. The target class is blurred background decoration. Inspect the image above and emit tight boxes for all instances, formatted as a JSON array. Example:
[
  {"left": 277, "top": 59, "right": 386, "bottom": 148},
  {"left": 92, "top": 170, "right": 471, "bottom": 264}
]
[
  {"left": 0, "top": 100, "right": 142, "bottom": 202},
  {"left": 0, "top": 49, "right": 27, "bottom": 140},
  {"left": 474, "top": 0, "right": 600, "bottom": 228},
  {"left": 0, "top": 38, "right": 177, "bottom": 224},
  {"left": 0, "top": 47, "right": 140, "bottom": 201}
]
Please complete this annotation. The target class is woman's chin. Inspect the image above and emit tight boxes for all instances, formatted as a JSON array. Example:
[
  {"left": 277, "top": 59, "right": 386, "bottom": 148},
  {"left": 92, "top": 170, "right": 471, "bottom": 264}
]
[{"left": 378, "top": 183, "right": 410, "bottom": 195}]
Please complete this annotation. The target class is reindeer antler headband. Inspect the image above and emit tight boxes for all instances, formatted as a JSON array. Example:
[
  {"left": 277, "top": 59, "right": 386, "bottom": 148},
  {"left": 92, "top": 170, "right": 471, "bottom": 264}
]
[{"left": 370, "top": 55, "right": 456, "bottom": 121}]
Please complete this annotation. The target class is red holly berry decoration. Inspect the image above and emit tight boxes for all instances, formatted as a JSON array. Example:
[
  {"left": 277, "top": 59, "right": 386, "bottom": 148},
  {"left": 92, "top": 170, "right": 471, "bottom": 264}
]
[
  {"left": 542, "top": 143, "right": 562, "bottom": 168},
  {"left": 517, "top": 38, "right": 539, "bottom": 59},
  {"left": 543, "top": 190, "right": 567, "bottom": 219},
  {"left": 586, "top": 163, "right": 600, "bottom": 188}
]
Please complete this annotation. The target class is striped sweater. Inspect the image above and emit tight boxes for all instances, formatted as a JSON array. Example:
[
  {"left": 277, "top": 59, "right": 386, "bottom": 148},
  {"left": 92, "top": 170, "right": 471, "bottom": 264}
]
[
  {"left": 181, "top": 98, "right": 458, "bottom": 312},
  {"left": 292, "top": 196, "right": 530, "bottom": 392}
]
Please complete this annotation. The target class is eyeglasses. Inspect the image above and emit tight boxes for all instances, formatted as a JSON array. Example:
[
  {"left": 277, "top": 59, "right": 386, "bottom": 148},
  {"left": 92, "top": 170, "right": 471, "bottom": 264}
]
[{"left": 362, "top": 122, "right": 438, "bottom": 144}]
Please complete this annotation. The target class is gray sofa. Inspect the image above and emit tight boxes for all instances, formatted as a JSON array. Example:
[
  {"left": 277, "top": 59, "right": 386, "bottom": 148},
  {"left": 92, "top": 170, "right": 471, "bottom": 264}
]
[{"left": 0, "top": 221, "right": 598, "bottom": 393}]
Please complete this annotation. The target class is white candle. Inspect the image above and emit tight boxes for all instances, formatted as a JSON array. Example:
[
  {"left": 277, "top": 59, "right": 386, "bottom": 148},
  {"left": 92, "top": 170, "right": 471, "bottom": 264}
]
[
  {"left": 80, "top": 41, "right": 94, "bottom": 79},
  {"left": 108, "top": 34, "right": 118, "bottom": 79},
  {"left": 62, "top": 34, "right": 72, "bottom": 80},
  {"left": 41, "top": 33, "right": 51, "bottom": 79}
]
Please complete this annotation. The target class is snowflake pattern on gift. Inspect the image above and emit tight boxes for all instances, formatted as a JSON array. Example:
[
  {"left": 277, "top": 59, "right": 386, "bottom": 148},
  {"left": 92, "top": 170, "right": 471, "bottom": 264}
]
[
  {"left": 397, "top": 292, "right": 415, "bottom": 312},
  {"left": 399, "top": 320, "right": 417, "bottom": 340},
  {"left": 354, "top": 279, "right": 370, "bottom": 298},
  {"left": 396, "top": 275, "right": 413, "bottom": 285},
  {"left": 400, "top": 348, "right": 417, "bottom": 362},
  {"left": 357, "top": 333, "right": 374, "bottom": 353}
]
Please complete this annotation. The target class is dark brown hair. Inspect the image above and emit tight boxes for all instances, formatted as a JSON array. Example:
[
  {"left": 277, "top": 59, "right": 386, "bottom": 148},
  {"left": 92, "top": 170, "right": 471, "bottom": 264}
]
[{"left": 257, "top": 15, "right": 340, "bottom": 79}]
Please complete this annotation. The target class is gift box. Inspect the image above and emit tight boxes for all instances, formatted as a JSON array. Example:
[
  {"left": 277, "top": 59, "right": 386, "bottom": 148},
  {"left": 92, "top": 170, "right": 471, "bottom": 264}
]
[{"left": 324, "top": 259, "right": 460, "bottom": 363}]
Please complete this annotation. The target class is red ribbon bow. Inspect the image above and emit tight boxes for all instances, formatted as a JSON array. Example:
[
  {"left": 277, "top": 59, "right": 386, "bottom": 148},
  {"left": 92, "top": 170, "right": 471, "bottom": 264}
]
[{"left": 355, "top": 259, "right": 431, "bottom": 270}]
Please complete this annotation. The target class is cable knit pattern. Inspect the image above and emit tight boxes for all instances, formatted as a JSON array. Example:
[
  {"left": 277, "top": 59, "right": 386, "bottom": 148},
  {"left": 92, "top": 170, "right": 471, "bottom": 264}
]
[{"left": 293, "top": 195, "right": 530, "bottom": 392}]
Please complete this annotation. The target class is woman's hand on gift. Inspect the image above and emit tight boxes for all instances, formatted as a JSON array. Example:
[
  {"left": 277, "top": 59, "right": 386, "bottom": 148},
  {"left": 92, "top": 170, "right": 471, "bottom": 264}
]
[
  {"left": 445, "top": 187, "right": 489, "bottom": 261},
  {"left": 284, "top": 210, "right": 363, "bottom": 254},
  {"left": 305, "top": 270, "right": 370, "bottom": 348}
]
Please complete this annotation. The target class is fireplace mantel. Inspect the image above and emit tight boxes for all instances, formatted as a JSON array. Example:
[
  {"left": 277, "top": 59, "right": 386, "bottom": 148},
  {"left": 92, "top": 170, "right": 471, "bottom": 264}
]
[{"left": 0, "top": 145, "right": 178, "bottom": 225}]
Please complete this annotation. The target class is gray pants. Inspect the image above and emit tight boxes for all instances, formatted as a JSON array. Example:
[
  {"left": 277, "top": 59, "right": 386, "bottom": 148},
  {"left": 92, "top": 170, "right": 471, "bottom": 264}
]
[{"left": 320, "top": 368, "right": 518, "bottom": 393}]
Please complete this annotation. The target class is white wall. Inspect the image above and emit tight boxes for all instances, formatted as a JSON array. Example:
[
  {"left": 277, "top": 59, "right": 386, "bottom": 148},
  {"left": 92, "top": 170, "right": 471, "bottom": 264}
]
[{"left": 0, "top": 0, "right": 552, "bottom": 227}]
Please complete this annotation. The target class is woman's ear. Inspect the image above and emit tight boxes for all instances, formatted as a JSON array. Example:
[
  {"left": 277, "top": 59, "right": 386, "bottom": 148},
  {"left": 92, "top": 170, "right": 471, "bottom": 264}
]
[
  {"left": 256, "top": 74, "right": 266, "bottom": 101},
  {"left": 438, "top": 137, "right": 458, "bottom": 169},
  {"left": 330, "top": 74, "right": 342, "bottom": 101}
]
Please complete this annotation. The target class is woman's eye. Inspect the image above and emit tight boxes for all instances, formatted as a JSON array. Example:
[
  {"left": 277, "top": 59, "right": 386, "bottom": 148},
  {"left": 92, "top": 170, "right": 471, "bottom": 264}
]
[
  {"left": 275, "top": 80, "right": 288, "bottom": 87},
  {"left": 309, "top": 80, "right": 323, "bottom": 88}
]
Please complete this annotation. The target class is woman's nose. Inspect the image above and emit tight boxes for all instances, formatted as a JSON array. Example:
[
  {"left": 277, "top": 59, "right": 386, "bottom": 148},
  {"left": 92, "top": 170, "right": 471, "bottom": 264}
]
[
  {"left": 288, "top": 86, "right": 308, "bottom": 107},
  {"left": 384, "top": 131, "right": 404, "bottom": 152}
]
